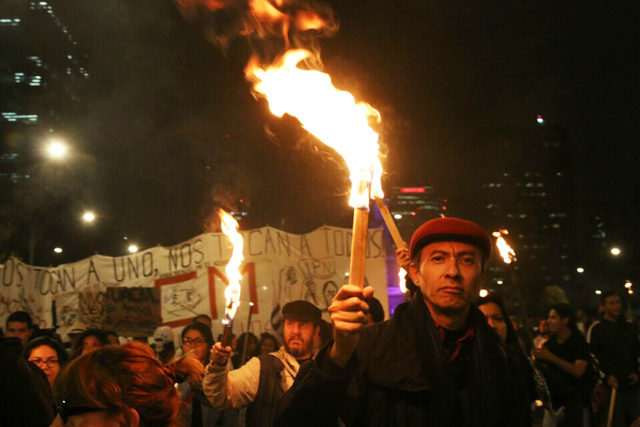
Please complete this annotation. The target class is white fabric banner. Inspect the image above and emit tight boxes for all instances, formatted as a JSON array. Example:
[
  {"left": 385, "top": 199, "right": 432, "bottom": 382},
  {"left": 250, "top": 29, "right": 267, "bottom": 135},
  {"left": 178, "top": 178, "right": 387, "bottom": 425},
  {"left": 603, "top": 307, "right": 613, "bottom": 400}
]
[{"left": 0, "top": 226, "right": 387, "bottom": 340}]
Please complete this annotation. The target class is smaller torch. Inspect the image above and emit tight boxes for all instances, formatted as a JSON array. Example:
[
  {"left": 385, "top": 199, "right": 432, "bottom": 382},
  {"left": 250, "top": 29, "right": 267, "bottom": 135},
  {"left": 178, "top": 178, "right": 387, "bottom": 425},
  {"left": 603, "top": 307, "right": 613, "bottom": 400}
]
[
  {"left": 219, "top": 209, "right": 244, "bottom": 347},
  {"left": 374, "top": 197, "right": 405, "bottom": 249},
  {"left": 493, "top": 229, "right": 528, "bottom": 330},
  {"left": 492, "top": 229, "right": 517, "bottom": 264},
  {"left": 240, "top": 302, "right": 255, "bottom": 365}
]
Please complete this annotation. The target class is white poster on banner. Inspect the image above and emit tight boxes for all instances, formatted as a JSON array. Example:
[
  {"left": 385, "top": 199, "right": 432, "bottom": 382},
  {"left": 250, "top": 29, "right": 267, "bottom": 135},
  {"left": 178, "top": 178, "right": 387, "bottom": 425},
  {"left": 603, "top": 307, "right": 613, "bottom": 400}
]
[{"left": 0, "top": 226, "right": 387, "bottom": 341}]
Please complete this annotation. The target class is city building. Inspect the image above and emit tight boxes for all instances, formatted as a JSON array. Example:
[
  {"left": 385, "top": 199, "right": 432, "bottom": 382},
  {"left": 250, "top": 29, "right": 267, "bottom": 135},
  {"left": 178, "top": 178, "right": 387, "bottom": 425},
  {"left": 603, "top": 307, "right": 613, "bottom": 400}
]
[
  {"left": 0, "top": 1, "right": 88, "bottom": 262},
  {"left": 480, "top": 116, "right": 577, "bottom": 310}
]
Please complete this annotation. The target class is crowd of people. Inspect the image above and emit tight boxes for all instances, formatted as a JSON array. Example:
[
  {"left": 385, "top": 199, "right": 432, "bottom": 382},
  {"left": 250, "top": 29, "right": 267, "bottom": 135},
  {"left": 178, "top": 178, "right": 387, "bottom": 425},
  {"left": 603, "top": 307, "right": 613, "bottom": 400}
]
[{"left": 0, "top": 217, "right": 638, "bottom": 426}]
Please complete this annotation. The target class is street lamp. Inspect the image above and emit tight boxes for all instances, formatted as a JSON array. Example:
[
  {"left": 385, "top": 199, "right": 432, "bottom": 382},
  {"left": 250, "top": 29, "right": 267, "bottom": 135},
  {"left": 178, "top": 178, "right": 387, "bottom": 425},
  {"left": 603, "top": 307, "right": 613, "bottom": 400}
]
[
  {"left": 82, "top": 211, "right": 96, "bottom": 223},
  {"left": 576, "top": 267, "right": 585, "bottom": 273},
  {"left": 53, "top": 247, "right": 63, "bottom": 254},
  {"left": 45, "top": 140, "right": 68, "bottom": 160},
  {"left": 128, "top": 245, "right": 138, "bottom": 253},
  {"left": 479, "top": 289, "right": 489, "bottom": 297},
  {"left": 611, "top": 247, "right": 621, "bottom": 256}
]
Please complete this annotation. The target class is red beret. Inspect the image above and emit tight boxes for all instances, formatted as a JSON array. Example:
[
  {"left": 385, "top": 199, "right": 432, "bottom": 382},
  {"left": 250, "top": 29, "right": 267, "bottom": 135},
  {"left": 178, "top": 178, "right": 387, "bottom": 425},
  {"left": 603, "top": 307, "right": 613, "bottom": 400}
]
[{"left": 410, "top": 217, "right": 492, "bottom": 260}]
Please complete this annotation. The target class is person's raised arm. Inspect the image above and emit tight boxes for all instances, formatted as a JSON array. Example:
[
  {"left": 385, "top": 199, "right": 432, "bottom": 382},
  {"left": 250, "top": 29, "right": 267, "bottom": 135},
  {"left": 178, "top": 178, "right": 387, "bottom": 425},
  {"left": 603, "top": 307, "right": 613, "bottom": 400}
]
[
  {"left": 203, "top": 342, "right": 260, "bottom": 410},
  {"left": 533, "top": 346, "right": 587, "bottom": 378}
]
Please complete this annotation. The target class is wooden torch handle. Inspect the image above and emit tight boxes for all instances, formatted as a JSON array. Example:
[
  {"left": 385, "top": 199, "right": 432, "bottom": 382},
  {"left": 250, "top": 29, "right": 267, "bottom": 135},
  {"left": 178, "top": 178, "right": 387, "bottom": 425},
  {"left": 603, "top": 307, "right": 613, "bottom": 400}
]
[
  {"left": 349, "top": 208, "right": 370, "bottom": 289},
  {"left": 374, "top": 198, "right": 404, "bottom": 248}
]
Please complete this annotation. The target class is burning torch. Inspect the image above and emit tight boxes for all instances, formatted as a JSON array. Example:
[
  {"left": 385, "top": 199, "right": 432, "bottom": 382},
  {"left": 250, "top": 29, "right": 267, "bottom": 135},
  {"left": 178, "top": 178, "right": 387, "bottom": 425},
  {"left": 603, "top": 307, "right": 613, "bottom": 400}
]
[
  {"left": 492, "top": 230, "right": 528, "bottom": 329},
  {"left": 246, "top": 49, "right": 384, "bottom": 289},
  {"left": 219, "top": 209, "right": 244, "bottom": 347}
]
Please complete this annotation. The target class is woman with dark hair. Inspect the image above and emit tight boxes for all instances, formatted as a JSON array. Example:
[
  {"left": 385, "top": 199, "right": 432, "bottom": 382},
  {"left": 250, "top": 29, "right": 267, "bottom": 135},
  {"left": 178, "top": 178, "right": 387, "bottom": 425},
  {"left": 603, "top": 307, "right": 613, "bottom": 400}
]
[
  {"left": 232, "top": 332, "right": 259, "bottom": 368},
  {"left": 476, "top": 294, "right": 519, "bottom": 346},
  {"left": 51, "top": 341, "right": 202, "bottom": 426},
  {"left": 25, "top": 336, "right": 67, "bottom": 387},
  {"left": 534, "top": 303, "right": 592, "bottom": 426},
  {"left": 103, "top": 330, "right": 120, "bottom": 345},
  {"left": 178, "top": 322, "right": 236, "bottom": 426},
  {"left": 258, "top": 333, "right": 279, "bottom": 356},
  {"left": 181, "top": 322, "right": 214, "bottom": 367},
  {"left": 72, "top": 328, "right": 109, "bottom": 358}
]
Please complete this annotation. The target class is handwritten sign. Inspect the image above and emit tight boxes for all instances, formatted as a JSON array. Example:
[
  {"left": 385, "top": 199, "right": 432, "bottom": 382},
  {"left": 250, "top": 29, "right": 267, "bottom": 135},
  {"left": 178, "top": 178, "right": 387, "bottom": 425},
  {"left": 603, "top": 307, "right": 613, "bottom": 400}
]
[
  {"left": 0, "top": 226, "right": 388, "bottom": 340},
  {"left": 101, "top": 287, "right": 162, "bottom": 337}
]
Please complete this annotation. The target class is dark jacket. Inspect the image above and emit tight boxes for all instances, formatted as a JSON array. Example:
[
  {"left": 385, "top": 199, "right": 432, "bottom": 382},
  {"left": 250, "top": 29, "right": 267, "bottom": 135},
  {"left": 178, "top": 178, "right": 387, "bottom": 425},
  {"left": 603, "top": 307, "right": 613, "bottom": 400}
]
[
  {"left": 589, "top": 317, "right": 640, "bottom": 389},
  {"left": 0, "top": 337, "right": 55, "bottom": 427},
  {"left": 246, "top": 354, "right": 286, "bottom": 427},
  {"left": 275, "top": 291, "right": 533, "bottom": 426}
]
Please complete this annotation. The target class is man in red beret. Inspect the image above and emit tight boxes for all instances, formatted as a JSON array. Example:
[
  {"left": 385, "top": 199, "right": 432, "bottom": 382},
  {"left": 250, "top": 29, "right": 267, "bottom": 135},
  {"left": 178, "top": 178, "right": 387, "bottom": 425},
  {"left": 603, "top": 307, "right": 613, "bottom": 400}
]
[{"left": 275, "top": 217, "right": 533, "bottom": 426}]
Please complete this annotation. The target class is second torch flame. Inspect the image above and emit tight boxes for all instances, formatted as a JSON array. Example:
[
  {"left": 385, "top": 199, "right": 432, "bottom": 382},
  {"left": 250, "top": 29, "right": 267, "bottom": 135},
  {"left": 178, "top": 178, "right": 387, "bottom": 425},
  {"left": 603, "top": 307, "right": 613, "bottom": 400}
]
[
  {"left": 220, "top": 209, "right": 244, "bottom": 328},
  {"left": 492, "top": 230, "right": 517, "bottom": 264}
]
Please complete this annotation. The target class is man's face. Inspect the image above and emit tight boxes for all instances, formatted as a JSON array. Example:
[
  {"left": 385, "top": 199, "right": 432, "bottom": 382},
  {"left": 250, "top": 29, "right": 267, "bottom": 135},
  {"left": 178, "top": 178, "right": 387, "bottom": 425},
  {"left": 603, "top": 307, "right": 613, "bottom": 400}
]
[
  {"left": 6, "top": 321, "right": 33, "bottom": 347},
  {"left": 603, "top": 295, "right": 622, "bottom": 318},
  {"left": 546, "top": 309, "right": 567, "bottom": 334},
  {"left": 284, "top": 319, "right": 318, "bottom": 359},
  {"left": 409, "top": 241, "right": 484, "bottom": 316}
]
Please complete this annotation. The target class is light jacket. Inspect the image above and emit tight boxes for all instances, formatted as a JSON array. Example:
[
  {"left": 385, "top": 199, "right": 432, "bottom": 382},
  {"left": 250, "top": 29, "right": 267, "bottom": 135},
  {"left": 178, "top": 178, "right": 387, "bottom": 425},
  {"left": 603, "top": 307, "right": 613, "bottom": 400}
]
[{"left": 203, "top": 347, "right": 301, "bottom": 411}]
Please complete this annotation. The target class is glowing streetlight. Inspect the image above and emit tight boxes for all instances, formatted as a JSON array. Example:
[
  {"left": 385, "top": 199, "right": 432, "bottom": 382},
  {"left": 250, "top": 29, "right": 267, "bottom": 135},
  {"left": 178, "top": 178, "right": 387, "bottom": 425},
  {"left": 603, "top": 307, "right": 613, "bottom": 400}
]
[
  {"left": 82, "top": 211, "right": 95, "bottom": 223},
  {"left": 576, "top": 267, "right": 585, "bottom": 273},
  {"left": 625, "top": 280, "right": 633, "bottom": 289},
  {"left": 536, "top": 115, "right": 544, "bottom": 124},
  {"left": 45, "top": 140, "right": 68, "bottom": 160},
  {"left": 393, "top": 214, "right": 402, "bottom": 219},
  {"left": 53, "top": 247, "right": 63, "bottom": 254},
  {"left": 595, "top": 290, "right": 602, "bottom": 295},
  {"left": 128, "top": 245, "right": 138, "bottom": 253},
  {"left": 479, "top": 289, "right": 489, "bottom": 297},
  {"left": 611, "top": 247, "right": 621, "bottom": 256}
]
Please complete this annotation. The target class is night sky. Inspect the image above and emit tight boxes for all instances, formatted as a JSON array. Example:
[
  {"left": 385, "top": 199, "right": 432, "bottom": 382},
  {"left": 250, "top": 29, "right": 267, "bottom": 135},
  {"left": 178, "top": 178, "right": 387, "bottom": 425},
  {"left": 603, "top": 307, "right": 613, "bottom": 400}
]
[{"left": 45, "top": 0, "right": 639, "bottom": 266}]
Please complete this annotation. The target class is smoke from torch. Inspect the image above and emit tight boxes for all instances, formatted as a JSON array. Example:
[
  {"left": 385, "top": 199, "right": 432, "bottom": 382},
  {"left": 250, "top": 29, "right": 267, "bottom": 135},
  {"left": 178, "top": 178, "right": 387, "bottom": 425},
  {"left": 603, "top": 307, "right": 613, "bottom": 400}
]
[
  {"left": 492, "top": 229, "right": 516, "bottom": 264},
  {"left": 174, "top": 0, "right": 337, "bottom": 52},
  {"left": 219, "top": 209, "right": 244, "bottom": 344}
]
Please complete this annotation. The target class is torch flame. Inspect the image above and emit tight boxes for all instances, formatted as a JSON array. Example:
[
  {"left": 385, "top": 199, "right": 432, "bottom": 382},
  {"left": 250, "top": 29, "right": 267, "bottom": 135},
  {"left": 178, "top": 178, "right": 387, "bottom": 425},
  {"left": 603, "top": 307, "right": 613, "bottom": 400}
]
[
  {"left": 245, "top": 49, "right": 383, "bottom": 210},
  {"left": 219, "top": 209, "right": 244, "bottom": 325},
  {"left": 492, "top": 229, "right": 516, "bottom": 264},
  {"left": 398, "top": 268, "right": 408, "bottom": 294}
]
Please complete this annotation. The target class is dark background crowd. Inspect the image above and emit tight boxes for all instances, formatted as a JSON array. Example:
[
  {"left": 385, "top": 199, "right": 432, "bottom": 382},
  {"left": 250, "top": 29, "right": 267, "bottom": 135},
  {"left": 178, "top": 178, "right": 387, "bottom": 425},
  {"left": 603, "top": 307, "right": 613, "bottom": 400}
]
[{"left": 0, "top": 286, "right": 637, "bottom": 426}]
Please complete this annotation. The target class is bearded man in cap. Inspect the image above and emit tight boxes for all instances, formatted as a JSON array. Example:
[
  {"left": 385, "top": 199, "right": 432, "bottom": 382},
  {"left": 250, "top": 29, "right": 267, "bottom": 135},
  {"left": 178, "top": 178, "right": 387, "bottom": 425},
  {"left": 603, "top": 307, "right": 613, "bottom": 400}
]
[
  {"left": 204, "top": 300, "right": 321, "bottom": 427},
  {"left": 275, "top": 217, "right": 533, "bottom": 427}
]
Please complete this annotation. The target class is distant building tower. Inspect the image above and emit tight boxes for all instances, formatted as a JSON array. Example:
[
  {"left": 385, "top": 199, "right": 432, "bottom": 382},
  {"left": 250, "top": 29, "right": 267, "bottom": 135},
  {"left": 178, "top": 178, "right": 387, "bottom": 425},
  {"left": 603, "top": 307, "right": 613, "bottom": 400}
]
[
  {"left": 387, "top": 186, "right": 445, "bottom": 241},
  {"left": 482, "top": 118, "right": 576, "bottom": 308}
]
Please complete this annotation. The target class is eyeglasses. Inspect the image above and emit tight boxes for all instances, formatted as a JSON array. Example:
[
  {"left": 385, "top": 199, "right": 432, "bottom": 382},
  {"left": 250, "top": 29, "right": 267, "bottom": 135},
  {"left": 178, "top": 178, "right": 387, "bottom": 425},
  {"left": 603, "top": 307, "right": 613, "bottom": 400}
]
[
  {"left": 182, "top": 337, "right": 206, "bottom": 346},
  {"left": 58, "top": 400, "right": 105, "bottom": 423},
  {"left": 29, "top": 358, "right": 60, "bottom": 368}
]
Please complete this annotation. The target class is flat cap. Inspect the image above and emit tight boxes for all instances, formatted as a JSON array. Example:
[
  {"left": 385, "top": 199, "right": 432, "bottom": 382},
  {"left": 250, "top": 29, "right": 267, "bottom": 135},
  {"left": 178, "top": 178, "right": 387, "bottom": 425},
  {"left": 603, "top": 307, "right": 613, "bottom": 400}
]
[
  {"left": 282, "top": 300, "right": 322, "bottom": 323},
  {"left": 410, "top": 217, "right": 492, "bottom": 260}
]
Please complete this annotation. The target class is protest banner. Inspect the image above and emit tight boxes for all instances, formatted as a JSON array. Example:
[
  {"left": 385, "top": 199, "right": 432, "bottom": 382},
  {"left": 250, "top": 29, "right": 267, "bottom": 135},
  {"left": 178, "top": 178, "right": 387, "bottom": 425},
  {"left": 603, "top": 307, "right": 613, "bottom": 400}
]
[{"left": 0, "top": 226, "right": 387, "bottom": 341}]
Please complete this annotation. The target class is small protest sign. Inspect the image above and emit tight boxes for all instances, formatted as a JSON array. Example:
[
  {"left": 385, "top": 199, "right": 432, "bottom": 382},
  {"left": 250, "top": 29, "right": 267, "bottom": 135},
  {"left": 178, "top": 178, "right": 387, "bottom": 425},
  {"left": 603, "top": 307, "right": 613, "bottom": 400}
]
[{"left": 101, "top": 287, "right": 162, "bottom": 337}]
